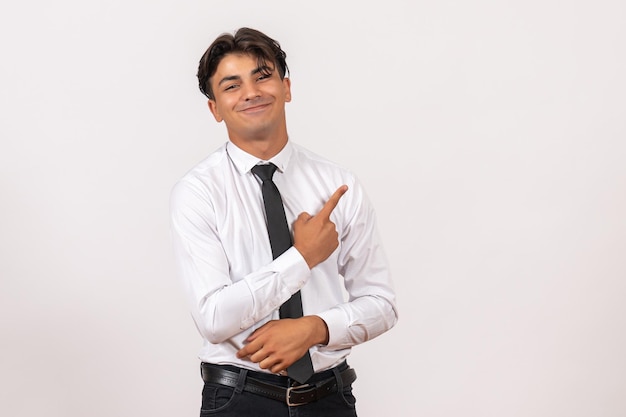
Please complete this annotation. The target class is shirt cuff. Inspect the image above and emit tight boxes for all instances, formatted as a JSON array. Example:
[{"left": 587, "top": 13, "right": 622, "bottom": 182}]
[
  {"left": 316, "top": 307, "right": 349, "bottom": 349},
  {"left": 268, "top": 246, "right": 311, "bottom": 294}
]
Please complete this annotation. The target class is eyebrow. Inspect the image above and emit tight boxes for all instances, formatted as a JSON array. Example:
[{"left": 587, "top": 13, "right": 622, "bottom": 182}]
[{"left": 216, "top": 65, "right": 274, "bottom": 87}]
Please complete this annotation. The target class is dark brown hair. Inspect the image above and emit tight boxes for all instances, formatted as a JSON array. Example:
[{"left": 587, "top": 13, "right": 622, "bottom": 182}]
[{"left": 197, "top": 27, "right": 289, "bottom": 100}]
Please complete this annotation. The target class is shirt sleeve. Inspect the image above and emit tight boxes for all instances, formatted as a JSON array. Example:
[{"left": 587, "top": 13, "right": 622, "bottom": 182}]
[
  {"left": 316, "top": 176, "right": 399, "bottom": 350},
  {"left": 169, "top": 178, "right": 311, "bottom": 344}
]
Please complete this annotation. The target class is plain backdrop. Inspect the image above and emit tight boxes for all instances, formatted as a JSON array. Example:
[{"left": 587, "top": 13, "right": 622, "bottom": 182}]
[{"left": 1, "top": 1, "right": 625, "bottom": 416}]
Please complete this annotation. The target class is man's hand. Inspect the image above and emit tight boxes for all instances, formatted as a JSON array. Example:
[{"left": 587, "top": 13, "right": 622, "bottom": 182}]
[
  {"left": 236, "top": 316, "right": 329, "bottom": 374},
  {"left": 293, "top": 185, "right": 348, "bottom": 269}
]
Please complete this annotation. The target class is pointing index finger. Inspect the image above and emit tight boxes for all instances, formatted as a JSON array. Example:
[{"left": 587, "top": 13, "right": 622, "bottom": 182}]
[{"left": 317, "top": 185, "right": 348, "bottom": 219}]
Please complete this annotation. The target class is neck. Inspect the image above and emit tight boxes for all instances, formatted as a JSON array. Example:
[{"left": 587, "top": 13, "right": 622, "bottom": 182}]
[{"left": 229, "top": 131, "right": 289, "bottom": 160}]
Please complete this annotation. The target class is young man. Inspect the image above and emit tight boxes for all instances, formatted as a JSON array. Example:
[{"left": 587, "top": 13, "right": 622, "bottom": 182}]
[{"left": 170, "top": 27, "right": 398, "bottom": 416}]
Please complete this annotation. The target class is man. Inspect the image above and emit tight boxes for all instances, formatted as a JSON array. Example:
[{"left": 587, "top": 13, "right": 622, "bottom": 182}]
[{"left": 170, "top": 27, "right": 398, "bottom": 416}]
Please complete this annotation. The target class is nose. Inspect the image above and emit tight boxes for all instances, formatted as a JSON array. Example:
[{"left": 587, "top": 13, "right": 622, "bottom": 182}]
[{"left": 242, "top": 82, "right": 261, "bottom": 100}]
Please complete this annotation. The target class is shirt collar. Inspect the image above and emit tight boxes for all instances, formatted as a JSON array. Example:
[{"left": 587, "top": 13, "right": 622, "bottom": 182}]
[{"left": 226, "top": 140, "right": 294, "bottom": 175}]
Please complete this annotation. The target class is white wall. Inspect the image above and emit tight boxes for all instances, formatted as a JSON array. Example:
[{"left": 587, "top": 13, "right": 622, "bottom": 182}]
[{"left": 1, "top": 1, "right": 625, "bottom": 416}]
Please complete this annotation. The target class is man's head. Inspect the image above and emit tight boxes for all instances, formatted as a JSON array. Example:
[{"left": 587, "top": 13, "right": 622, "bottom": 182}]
[
  {"left": 197, "top": 28, "right": 292, "bottom": 152},
  {"left": 197, "top": 27, "right": 289, "bottom": 100}
]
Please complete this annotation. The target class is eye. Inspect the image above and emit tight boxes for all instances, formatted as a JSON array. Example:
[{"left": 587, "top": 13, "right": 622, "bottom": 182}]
[
  {"left": 224, "top": 83, "right": 239, "bottom": 91},
  {"left": 257, "top": 72, "right": 273, "bottom": 81}
]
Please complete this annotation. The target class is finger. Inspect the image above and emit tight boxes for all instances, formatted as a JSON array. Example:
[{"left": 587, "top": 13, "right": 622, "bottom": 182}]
[
  {"left": 236, "top": 344, "right": 252, "bottom": 358},
  {"left": 237, "top": 340, "right": 261, "bottom": 358},
  {"left": 296, "top": 212, "right": 313, "bottom": 222},
  {"left": 269, "top": 361, "right": 288, "bottom": 374},
  {"left": 259, "top": 356, "right": 282, "bottom": 371},
  {"left": 249, "top": 348, "right": 270, "bottom": 364},
  {"left": 245, "top": 320, "right": 277, "bottom": 342},
  {"left": 245, "top": 327, "right": 264, "bottom": 342},
  {"left": 316, "top": 185, "right": 348, "bottom": 219}
]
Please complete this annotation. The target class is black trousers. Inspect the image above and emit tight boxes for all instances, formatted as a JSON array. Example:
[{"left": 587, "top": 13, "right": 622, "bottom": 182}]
[{"left": 199, "top": 361, "right": 358, "bottom": 417}]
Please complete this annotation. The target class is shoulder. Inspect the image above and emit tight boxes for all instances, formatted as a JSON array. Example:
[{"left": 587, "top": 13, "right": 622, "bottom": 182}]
[
  {"left": 170, "top": 143, "right": 229, "bottom": 205},
  {"left": 290, "top": 142, "right": 357, "bottom": 183}
]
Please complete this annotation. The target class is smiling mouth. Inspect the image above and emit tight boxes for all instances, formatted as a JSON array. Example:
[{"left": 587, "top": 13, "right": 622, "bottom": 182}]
[
  {"left": 239, "top": 99, "right": 272, "bottom": 113},
  {"left": 241, "top": 104, "right": 268, "bottom": 112}
]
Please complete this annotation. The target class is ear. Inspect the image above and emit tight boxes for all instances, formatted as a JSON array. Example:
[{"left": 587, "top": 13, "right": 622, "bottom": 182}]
[
  {"left": 208, "top": 99, "right": 223, "bottom": 122},
  {"left": 283, "top": 77, "right": 292, "bottom": 103}
]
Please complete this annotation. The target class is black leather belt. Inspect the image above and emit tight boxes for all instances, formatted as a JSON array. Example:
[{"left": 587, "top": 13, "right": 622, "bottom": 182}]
[{"left": 200, "top": 363, "right": 357, "bottom": 406}]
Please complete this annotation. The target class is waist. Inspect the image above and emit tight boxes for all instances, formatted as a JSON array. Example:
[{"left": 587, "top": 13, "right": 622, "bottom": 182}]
[
  {"left": 202, "top": 360, "right": 350, "bottom": 387},
  {"left": 197, "top": 343, "right": 351, "bottom": 374},
  {"left": 200, "top": 361, "right": 356, "bottom": 407}
]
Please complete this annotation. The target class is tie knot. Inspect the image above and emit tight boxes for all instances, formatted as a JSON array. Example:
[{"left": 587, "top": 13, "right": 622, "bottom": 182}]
[{"left": 252, "top": 163, "right": 278, "bottom": 181}]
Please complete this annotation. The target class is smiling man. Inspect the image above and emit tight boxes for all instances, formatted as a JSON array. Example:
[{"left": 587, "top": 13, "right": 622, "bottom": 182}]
[{"left": 170, "top": 27, "right": 398, "bottom": 417}]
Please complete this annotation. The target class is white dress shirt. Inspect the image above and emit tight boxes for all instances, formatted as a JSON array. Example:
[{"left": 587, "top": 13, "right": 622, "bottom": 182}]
[{"left": 170, "top": 140, "right": 398, "bottom": 373}]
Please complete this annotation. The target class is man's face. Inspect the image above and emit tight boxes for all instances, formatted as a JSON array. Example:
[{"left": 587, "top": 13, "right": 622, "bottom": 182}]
[{"left": 208, "top": 53, "right": 291, "bottom": 142}]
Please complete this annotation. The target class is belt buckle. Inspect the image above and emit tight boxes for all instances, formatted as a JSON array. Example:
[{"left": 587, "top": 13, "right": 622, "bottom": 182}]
[{"left": 286, "top": 384, "right": 312, "bottom": 407}]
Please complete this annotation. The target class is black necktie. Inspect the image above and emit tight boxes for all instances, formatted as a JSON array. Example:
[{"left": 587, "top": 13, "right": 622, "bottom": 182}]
[{"left": 251, "top": 163, "right": 314, "bottom": 383}]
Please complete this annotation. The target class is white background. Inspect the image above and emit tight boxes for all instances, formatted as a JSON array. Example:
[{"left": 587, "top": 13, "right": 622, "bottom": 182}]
[{"left": 1, "top": 1, "right": 625, "bottom": 416}]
